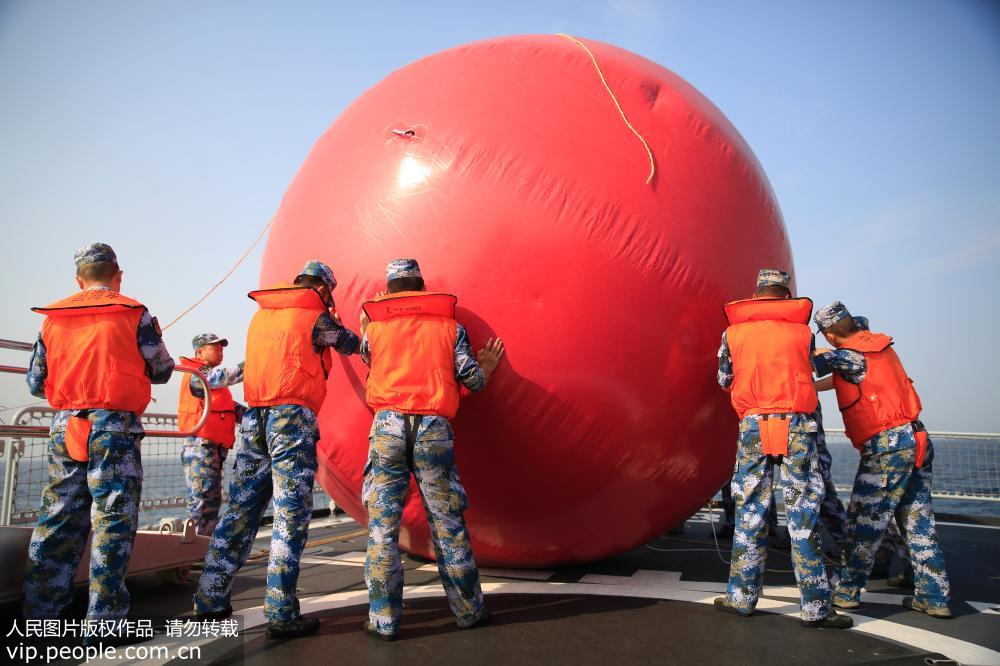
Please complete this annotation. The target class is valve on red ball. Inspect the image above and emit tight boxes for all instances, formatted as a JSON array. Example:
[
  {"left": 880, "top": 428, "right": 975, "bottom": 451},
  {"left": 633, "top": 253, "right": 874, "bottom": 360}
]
[{"left": 259, "top": 34, "right": 794, "bottom": 566}]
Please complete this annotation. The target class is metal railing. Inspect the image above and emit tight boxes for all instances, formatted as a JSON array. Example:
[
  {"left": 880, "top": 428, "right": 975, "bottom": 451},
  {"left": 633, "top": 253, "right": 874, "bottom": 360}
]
[
  {"left": 0, "top": 337, "right": 332, "bottom": 527},
  {"left": 823, "top": 429, "right": 1000, "bottom": 502},
  {"left": 3, "top": 344, "right": 995, "bottom": 526},
  {"left": 0, "top": 337, "right": 207, "bottom": 525},
  {"left": 1, "top": 407, "right": 226, "bottom": 525},
  {"left": 0, "top": 406, "right": 332, "bottom": 526}
]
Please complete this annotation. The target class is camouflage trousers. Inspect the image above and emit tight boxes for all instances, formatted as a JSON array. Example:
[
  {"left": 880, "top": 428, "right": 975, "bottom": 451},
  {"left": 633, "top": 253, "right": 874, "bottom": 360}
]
[
  {"left": 834, "top": 428, "right": 949, "bottom": 608},
  {"left": 194, "top": 405, "right": 318, "bottom": 622},
  {"left": 181, "top": 439, "right": 229, "bottom": 537},
  {"left": 726, "top": 413, "right": 831, "bottom": 621},
  {"left": 23, "top": 427, "right": 143, "bottom": 619},
  {"left": 815, "top": 407, "right": 848, "bottom": 549},
  {"left": 363, "top": 410, "right": 485, "bottom": 634},
  {"left": 874, "top": 518, "right": 912, "bottom": 575}
]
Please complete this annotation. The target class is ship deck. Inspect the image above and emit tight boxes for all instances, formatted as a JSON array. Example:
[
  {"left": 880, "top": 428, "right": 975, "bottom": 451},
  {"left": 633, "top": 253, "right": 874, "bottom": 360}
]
[{"left": 4, "top": 510, "right": 998, "bottom": 665}]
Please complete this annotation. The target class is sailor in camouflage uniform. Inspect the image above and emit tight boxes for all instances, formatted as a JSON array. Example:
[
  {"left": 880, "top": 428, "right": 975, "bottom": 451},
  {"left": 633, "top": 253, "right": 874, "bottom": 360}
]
[
  {"left": 193, "top": 260, "right": 360, "bottom": 639},
  {"left": 846, "top": 316, "right": 911, "bottom": 586},
  {"left": 358, "top": 259, "right": 504, "bottom": 640},
  {"left": 23, "top": 243, "right": 174, "bottom": 622},
  {"left": 815, "top": 315, "right": 902, "bottom": 565},
  {"left": 814, "top": 301, "right": 950, "bottom": 617},
  {"left": 179, "top": 333, "right": 245, "bottom": 536},
  {"left": 714, "top": 269, "right": 851, "bottom": 628}
]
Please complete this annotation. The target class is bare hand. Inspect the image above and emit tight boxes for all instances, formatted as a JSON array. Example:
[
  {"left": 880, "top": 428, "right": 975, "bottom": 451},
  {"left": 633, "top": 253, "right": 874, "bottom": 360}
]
[
  {"left": 476, "top": 337, "right": 505, "bottom": 380},
  {"left": 814, "top": 347, "right": 832, "bottom": 356},
  {"left": 359, "top": 309, "right": 371, "bottom": 334}
]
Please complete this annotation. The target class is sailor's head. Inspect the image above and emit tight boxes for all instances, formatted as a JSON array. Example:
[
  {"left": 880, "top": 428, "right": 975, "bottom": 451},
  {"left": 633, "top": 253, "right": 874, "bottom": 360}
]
[
  {"left": 192, "top": 333, "right": 228, "bottom": 366},
  {"left": 753, "top": 268, "right": 791, "bottom": 299},
  {"left": 74, "top": 242, "right": 122, "bottom": 291},
  {"left": 814, "top": 301, "right": 860, "bottom": 347},
  {"left": 386, "top": 259, "right": 425, "bottom": 294},
  {"left": 294, "top": 259, "right": 337, "bottom": 307}
]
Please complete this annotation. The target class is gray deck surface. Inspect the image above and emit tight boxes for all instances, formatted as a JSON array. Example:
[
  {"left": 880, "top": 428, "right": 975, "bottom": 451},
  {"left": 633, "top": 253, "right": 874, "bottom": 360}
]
[{"left": 3, "top": 512, "right": 998, "bottom": 664}]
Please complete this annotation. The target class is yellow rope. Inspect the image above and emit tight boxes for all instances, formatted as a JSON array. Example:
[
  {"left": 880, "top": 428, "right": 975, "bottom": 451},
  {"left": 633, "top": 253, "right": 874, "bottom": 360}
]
[
  {"left": 161, "top": 216, "right": 275, "bottom": 332},
  {"left": 556, "top": 33, "right": 656, "bottom": 185}
]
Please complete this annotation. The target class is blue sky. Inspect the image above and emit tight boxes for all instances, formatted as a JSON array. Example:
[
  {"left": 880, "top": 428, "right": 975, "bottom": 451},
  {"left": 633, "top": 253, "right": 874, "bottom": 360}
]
[{"left": 1, "top": 1, "right": 998, "bottom": 430}]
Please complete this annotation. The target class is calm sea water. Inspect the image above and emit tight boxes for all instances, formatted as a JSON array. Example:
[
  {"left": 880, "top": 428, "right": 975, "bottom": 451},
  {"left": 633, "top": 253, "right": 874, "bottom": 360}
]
[{"left": 824, "top": 434, "right": 998, "bottom": 518}]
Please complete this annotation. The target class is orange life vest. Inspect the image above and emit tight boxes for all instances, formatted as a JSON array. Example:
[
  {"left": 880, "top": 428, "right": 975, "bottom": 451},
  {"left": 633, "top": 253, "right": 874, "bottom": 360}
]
[
  {"left": 723, "top": 297, "right": 818, "bottom": 420},
  {"left": 363, "top": 291, "right": 461, "bottom": 418},
  {"left": 832, "top": 330, "right": 922, "bottom": 450},
  {"left": 244, "top": 283, "right": 332, "bottom": 414},
  {"left": 32, "top": 289, "right": 151, "bottom": 413},
  {"left": 177, "top": 359, "right": 237, "bottom": 447}
]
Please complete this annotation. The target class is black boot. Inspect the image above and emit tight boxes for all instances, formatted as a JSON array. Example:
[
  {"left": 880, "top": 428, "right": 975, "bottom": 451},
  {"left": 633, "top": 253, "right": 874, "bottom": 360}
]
[
  {"left": 267, "top": 616, "right": 320, "bottom": 639},
  {"left": 364, "top": 621, "right": 397, "bottom": 641},
  {"left": 195, "top": 605, "right": 233, "bottom": 621},
  {"left": 887, "top": 569, "right": 915, "bottom": 589},
  {"left": 800, "top": 611, "right": 854, "bottom": 629},
  {"left": 714, "top": 597, "right": 752, "bottom": 617},
  {"left": 459, "top": 608, "right": 492, "bottom": 629}
]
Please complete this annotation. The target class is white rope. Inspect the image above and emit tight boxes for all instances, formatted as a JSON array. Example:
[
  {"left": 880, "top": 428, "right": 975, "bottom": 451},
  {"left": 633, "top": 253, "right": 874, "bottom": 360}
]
[
  {"left": 161, "top": 216, "right": 274, "bottom": 331},
  {"left": 556, "top": 33, "right": 656, "bottom": 185}
]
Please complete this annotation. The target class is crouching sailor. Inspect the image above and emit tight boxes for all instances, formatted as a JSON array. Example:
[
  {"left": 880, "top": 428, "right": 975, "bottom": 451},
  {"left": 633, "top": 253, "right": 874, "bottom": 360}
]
[
  {"left": 193, "top": 260, "right": 360, "bottom": 638},
  {"left": 714, "top": 269, "right": 851, "bottom": 628}
]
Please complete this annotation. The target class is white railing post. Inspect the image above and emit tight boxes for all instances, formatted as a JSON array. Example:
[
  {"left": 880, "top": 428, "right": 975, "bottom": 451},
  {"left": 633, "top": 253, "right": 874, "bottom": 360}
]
[{"left": 0, "top": 437, "right": 22, "bottom": 526}]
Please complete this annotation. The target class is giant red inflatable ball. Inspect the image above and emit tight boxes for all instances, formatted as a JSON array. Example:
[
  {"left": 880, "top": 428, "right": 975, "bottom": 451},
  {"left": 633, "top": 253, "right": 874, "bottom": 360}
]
[{"left": 259, "top": 35, "right": 795, "bottom": 566}]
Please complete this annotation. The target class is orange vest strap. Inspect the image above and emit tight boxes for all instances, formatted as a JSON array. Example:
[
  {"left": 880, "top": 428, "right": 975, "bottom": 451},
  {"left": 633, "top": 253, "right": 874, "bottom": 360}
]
[
  {"left": 842, "top": 330, "right": 893, "bottom": 353},
  {"left": 363, "top": 292, "right": 457, "bottom": 322},
  {"left": 723, "top": 297, "right": 813, "bottom": 326},
  {"left": 248, "top": 283, "right": 328, "bottom": 311},
  {"left": 65, "top": 415, "right": 92, "bottom": 462},
  {"left": 759, "top": 415, "right": 791, "bottom": 456},
  {"left": 914, "top": 430, "right": 929, "bottom": 468},
  {"left": 33, "top": 290, "right": 144, "bottom": 316}
]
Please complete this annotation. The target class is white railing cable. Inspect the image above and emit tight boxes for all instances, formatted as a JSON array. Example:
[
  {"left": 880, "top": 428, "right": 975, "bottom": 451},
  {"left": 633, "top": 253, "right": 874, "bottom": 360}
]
[
  {"left": 2, "top": 406, "right": 330, "bottom": 525},
  {"left": 824, "top": 428, "right": 1000, "bottom": 441}
]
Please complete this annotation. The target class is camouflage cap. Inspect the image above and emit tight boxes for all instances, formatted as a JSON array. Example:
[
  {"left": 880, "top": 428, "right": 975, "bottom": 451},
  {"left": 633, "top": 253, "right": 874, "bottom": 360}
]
[
  {"left": 298, "top": 259, "right": 337, "bottom": 291},
  {"left": 756, "top": 268, "right": 791, "bottom": 290},
  {"left": 192, "top": 333, "right": 228, "bottom": 350},
  {"left": 853, "top": 315, "right": 870, "bottom": 331},
  {"left": 814, "top": 301, "right": 852, "bottom": 331},
  {"left": 74, "top": 242, "right": 118, "bottom": 269},
  {"left": 386, "top": 258, "right": 422, "bottom": 281}
]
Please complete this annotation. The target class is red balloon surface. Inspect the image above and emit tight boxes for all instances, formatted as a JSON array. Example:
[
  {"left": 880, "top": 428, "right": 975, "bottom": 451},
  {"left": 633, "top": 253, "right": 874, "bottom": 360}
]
[{"left": 259, "top": 35, "right": 795, "bottom": 566}]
